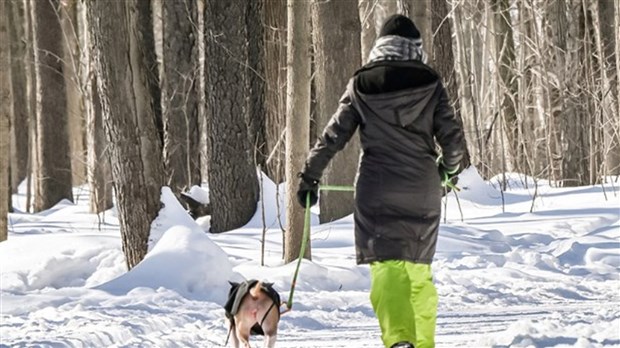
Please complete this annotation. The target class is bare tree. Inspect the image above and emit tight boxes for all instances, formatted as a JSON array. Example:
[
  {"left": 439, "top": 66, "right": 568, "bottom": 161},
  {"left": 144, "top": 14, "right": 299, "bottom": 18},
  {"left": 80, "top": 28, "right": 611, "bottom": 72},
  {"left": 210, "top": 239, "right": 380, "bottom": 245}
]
[
  {"left": 1, "top": 0, "right": 11, "bottom": 242},
  {"left": 407, "top": 0, "right": 431, "bottom": 59},
  {"left": 78, "top": 2, "right": 112, "bottom": 214},
  {"left": 358, "top": 0, "right": 376, "bottom": 63},
  {"left": 160, "top": 0, "right": 201, "bottom": 193},
  {"left": 284, "top": 0, "right": 312, "bottom": 263},
  {"left": 60, "top": 0, "right": 86, "bottom": 185},
  {"left": 204, "top": 0, "right": 259, "bottom": 233},
  {"left": 312, "top": 0, "right": 361, "bottom": 223},
  {"left": 7, "top": 0, "right": 28, "bottom": 194},
  {"left": 87, "top": 0, "right": 165, "bottom": 269},
  {"left": 246, "top": 0, "right": 267, "bottom": 171},
  {"left": 431, "top": 0, "right": 471, "bottom": 170},
  {"left": 491, "top": 0, "right": 520, "bottom": 173},
  {"left": 31, "top": 0, "right": 74, "bottom": 212},
  {"left": 24, "top": 0, "right": 37, "bottom": 212},
  {"left": 264, "top": 0, "right": 287, "bottom": 183},
  {"left": 592, "top": 0, "right": 620, "bottom": 175}
]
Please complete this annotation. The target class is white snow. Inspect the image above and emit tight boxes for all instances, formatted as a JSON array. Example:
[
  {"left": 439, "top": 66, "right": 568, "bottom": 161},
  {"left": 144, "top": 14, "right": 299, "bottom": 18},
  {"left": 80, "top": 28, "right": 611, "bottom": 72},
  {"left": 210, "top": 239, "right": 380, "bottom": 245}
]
[{"left": 1, "top": 169, "right": 619, "bottom": 347}]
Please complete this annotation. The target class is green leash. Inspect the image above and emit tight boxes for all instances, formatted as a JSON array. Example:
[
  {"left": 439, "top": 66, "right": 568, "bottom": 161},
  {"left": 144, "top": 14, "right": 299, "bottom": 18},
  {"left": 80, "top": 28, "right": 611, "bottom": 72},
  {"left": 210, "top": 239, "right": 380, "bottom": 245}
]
[
  {"left": 284, "top": 193, "right": 312, "bottom": 312},
  {"left": 284, "top": 184, "right": 353, "bottom": 312},
  {"left": 284, "top": 179, "right": 457, "bottom": 311}
]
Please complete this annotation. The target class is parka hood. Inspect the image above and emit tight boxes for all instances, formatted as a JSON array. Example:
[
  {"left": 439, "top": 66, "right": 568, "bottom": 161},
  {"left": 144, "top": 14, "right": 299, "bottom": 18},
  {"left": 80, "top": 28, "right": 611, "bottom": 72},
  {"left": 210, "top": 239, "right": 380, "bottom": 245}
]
[{"left": 353, "top": 78, "right": 439, "bottom": 128}]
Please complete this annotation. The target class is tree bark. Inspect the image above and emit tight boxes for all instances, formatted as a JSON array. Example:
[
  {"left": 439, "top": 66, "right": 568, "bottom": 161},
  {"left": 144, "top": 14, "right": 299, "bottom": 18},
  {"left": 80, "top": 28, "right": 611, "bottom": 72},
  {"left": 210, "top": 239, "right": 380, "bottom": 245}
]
[
  {"left": 137, "top": 0, "right": 163, "bottom": 145},
  {"left": 61, "top": 0, "right": 86, "bottom": 185},
  {"left": 264, "top": 0, "right": 287, "bottom": 183},
  {"left": 161, "top": 0, "right": 201, "bottom": 193},
  {"left": 24, "top": 0, "right": 37, "bottom": 212},
  {"left": 246, "top": 0, "right": 267, "bottom": 171},
  {"left": 312, "top": 0, "right": 361, "bottom": 223},
  {"left": 204, "top": 0, "right": 259, "bottom": 233},
  {"left": 491, "top": 0, "right": 521, "bottom": 173},
  {"left": 593, "top": 0, "right": 620, "bottom": 175},
  {"left": 1, "top": 0, "right": 11, "bottom": 242},
  {"left": 431, "top": 0, "right": 471, "bottom": 169},
  {"left": 358, "top": 0, "right": 376, "bottom": 64},
  {"left": 7, "top": 0, "right": 29, "bottom": 194},
  {"left": 87, "top": 0, "right": 165, "bottom": 269},
  {"left": 78, "top": 2, "right": 112, "bottom": 214},
  {"left": 31, "top": 0, "right": 74, "bottom": 212},
  {"left": 284, "top": 0, "right": 312, "bottom": 263},
  {"left": 407, "top": 0, "right": 431, "bottom": 60}
]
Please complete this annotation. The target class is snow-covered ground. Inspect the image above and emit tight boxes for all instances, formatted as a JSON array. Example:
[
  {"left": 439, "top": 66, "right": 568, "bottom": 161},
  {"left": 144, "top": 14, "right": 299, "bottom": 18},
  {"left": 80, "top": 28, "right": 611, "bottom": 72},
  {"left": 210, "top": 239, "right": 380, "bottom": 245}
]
[{"left": 1, "top": 168, "right": 619, "bottom": 348}]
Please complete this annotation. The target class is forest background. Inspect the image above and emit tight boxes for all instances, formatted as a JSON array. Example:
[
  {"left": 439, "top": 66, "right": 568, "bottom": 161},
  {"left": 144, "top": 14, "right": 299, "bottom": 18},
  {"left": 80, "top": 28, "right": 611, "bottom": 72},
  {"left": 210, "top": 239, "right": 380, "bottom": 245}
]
[{"left": 0, "top": 0, "right": 618, "bottom": 269}]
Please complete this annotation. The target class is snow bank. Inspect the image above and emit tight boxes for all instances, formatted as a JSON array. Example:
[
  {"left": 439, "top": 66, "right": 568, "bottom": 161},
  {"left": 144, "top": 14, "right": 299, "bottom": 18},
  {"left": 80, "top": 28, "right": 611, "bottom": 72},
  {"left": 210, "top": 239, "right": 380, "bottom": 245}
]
[{"left": 95, "top": 187, "right": 233, "bottom": 304}]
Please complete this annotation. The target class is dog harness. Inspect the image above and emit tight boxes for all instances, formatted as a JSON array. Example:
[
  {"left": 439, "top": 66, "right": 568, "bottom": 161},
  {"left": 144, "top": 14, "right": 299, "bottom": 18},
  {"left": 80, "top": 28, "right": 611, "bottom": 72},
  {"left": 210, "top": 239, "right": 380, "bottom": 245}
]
[{"left": 223, "top": 280, "right": 281, "bottom": 344}]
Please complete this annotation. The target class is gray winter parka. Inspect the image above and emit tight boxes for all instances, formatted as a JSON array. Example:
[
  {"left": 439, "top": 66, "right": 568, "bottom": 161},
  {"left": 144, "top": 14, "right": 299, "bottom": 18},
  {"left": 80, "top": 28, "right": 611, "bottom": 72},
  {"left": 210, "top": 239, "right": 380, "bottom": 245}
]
[{"left": 302, "top": 60, "right": 464, "bottom": 265}]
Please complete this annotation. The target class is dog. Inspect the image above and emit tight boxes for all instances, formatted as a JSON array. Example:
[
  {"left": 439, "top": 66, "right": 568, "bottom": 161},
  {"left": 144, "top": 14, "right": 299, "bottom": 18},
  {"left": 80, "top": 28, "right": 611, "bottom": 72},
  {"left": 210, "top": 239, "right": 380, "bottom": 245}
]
[{"left": 224, "top": 280, "right": 281, "bottom": 348}]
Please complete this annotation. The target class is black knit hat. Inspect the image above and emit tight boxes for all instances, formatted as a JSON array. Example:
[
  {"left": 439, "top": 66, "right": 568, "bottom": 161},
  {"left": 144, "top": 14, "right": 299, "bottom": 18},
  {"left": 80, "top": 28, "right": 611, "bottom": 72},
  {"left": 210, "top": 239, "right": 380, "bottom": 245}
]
[{"left": 379, "top": 14, "right": 421, "bottom": 39}]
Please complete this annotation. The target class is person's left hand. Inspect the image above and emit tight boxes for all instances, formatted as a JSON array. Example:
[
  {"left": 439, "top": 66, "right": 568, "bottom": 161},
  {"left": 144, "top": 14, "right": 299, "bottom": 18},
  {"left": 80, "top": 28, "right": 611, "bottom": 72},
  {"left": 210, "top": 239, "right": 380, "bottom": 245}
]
[{"left": 296, "top": 173, "right": 319, "bottom": 208}]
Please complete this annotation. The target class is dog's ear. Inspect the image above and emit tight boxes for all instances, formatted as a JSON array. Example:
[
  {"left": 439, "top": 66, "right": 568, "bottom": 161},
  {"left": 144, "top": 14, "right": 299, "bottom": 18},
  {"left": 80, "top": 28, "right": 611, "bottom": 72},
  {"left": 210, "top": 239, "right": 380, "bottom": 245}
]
[
  {"left": 263, "top": 282, "right": 274, "bottom": 288},
  {"left": 228, "top": 281, "right": 239, "bottom": 288}
]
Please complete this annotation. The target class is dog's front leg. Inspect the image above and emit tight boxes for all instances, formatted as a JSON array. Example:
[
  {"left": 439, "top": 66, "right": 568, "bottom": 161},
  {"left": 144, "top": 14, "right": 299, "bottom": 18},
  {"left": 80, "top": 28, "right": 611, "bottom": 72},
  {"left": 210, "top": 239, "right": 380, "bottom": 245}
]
[{"left": 229, "top": 322, "right": 240, "bottom": 348}]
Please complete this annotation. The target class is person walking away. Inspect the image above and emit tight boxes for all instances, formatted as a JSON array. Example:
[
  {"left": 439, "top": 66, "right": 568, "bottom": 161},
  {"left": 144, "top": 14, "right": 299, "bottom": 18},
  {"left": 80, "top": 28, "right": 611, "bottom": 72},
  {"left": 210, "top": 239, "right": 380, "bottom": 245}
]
[{"left": 296, "top": 14, "right": 465, "bottom": 348}]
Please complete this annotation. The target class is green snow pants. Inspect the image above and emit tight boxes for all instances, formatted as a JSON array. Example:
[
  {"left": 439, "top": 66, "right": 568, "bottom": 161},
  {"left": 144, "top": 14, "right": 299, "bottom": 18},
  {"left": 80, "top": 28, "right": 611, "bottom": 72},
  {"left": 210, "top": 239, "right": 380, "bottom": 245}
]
[{"left": 370, "top": 260, "right": 438, "bottom": 348}]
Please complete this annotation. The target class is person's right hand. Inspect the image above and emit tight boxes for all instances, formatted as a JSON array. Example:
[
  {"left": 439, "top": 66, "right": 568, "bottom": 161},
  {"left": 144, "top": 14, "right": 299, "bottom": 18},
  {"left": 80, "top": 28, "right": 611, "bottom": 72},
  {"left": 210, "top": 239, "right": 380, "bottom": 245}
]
[{"left": 437, "top": 160, "right": 459, "bottom": 188}]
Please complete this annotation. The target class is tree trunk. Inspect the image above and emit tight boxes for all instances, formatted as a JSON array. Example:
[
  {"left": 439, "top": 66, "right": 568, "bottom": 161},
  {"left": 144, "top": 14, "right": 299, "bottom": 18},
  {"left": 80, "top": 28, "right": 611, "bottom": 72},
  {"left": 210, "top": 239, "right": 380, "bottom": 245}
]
[
  {"left": 24, "top": 0, "right": 37, "bottom": 213},
  {"left": 430, "top": 0, "right": 471, "bottom": 169},
  {"left": 87, "top": 0, "right": 165, "bottom": 269},
  {"left": 204, "top": 0, "right": 259, "bottom": 233},
  {"left": 7, "top": 0, "right": 29, "bottom": 194},
  {"left": 616, "top": 0, "right": 620, "bottom": 150},
  {"left": 246, "top": 0, "right": 267, "bottom": 171},
  {"left": 161, "top": 0, "right": 201, "bottom": 193},
  {"left": 31, "top": 0, "right": 74, "bottom": 212},
  {"left": 358, "top": 0, "right": 376, "bottom": 64},
  {"left": 1, "top": 0, "right": 11, "bottom": 242},
  {"left": 61, "top": 0, "right": 86, "bottom": 185},
  {"left": 491, "top": 0, "right": 521, "bottom": 173},
  {"left": 78, "top": 2, "right": 112, "bottom": 214},
  {"left": 137, "top": 0, "right": 163, "bottom": 145},
  {"left": 407, "top": 0, "right": 431, "bottom": 60},
  {"left": 311, "top": 0, "right": 361, "bottom": 223},
  {"left": 264, "top": 0, "right": 287, "bottom": 183},
  {"left": 284, "top": 0, "right": 312, "bottom": 263},
  {"left": 593, "top": 0, "right": 620, "bottom": 175}
]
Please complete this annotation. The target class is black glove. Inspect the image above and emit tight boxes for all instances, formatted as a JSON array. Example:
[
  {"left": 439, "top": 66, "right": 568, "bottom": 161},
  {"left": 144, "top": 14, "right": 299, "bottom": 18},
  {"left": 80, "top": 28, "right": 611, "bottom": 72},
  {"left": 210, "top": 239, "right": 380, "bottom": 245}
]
[
  {"left": 437, "top": 158, "right": 460, "bottom": 188},
  {"left": 296, "top": 173, "right": 319, "bottom": 208}
]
